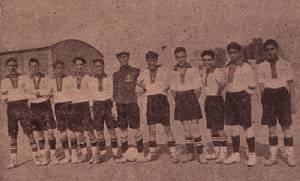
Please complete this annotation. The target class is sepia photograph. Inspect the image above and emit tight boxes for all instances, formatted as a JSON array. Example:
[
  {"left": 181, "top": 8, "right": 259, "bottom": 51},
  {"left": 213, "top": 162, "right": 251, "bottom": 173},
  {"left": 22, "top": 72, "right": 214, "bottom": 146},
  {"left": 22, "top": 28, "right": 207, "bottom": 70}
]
[{"left": 0, "top": 0, "right": 299, "bottom": 181}]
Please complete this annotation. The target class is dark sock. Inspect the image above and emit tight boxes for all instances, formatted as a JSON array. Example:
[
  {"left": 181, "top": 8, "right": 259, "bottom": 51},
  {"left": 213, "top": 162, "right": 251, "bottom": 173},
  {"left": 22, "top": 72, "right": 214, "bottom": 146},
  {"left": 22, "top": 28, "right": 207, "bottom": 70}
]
[
  {"left": 61, "top": 137, "right": 69, "bottom": 150},
  {"left": 120, "top": 136, "right": 128, "bottom": 152},
  {"left": 90, "top": 138, "right": 97, "bottom": 147},
  {"left": 185, "top": 137, "right": 194, "bottom": 153},
  {"left": 78, "top": 137, "right": 87, "bottom": 149},
  {"left": 48, "top": 139, "right": 56, "bottom": 150},
  {"left": 231, "top": 136, "right": 240, "bottom": 153},
  {"left": 246, "top": 137, "right": 255, "bottom": 153},
  {"left": 97, "top": 138, "right": 106, "bottom": 151},
  {"left": 110, "top": 138, "right": 118, "bottom": 148},
  {"left": 136, "top": 135, "right": 144, "bottom": 153},
  {"left": 269, "top": 136, "right": 278, "bottom": 146},
  {"left": 219, "top": 136, "right": 228, "bottom": 147},
  {"left": 284, "top": 137, "right": 293, "bottom": 147},
  {"left": 30, "top": 140, "right": 38, "bottom": 152},
  {"left": 38, "top": 139, "right": 46, "bottom": 150},
  {"left": 70, "top": 138, "right": 77, "bottom": 149}
]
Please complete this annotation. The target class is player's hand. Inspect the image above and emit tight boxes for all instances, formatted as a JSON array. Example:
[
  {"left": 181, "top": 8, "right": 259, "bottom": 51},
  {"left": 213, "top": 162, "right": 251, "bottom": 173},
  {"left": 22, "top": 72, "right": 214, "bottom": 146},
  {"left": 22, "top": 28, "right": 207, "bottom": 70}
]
[
  {"left": 112, "top": 102, "right": 118, "bottom": 118},
  {"left": 3, "top": 98, "right": 8, "bottom": 104}
]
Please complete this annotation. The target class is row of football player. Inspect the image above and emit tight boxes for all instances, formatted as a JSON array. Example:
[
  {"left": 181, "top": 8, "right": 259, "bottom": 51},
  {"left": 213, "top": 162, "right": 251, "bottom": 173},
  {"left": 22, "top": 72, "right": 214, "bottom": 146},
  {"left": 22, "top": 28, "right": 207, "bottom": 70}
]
[{"left": 0, "top": 38, "right": 296, "bottom": 169}]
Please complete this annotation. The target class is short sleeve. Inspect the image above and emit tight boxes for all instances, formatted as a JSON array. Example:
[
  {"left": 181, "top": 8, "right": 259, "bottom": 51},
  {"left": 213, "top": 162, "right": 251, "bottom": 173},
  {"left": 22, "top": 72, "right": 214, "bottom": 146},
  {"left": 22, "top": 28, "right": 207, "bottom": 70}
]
[
  {"left": 284, "top": 61, "right": 294, "bottom": 81},
  {"left": 246, "top": 65, "right": 256, "bottom": 87}
]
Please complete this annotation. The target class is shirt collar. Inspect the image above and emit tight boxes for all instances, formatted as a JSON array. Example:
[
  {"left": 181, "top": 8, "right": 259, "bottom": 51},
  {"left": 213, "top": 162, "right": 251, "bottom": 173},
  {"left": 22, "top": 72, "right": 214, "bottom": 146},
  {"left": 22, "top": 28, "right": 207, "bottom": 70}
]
[
  {"left": 147, "top": 64, "right": 162, "bottom": 71},
  {"left": 30, "top": 72, "right": 45, "bottom": 79},
  {"left": 173, "top": 62, "right": 192, "bottom": 71},
  {"left": 5, "top": 72, "right": 22, "bottom": 78}
]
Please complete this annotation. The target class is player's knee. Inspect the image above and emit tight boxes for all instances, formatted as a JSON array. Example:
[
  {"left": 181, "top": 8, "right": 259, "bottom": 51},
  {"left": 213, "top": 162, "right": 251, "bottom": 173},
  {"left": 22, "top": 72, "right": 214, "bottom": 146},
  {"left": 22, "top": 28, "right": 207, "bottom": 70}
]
[
  {"left": 148, "top": 125, "right": 156, "bottom": 135},
  {"left": 191, "top": 123, "right": 201, "bottom": 138},
  {"left": 217, "top": 130, "right": 227, "bottom": 138},
  {"left": 268, "top": 126, "right": 277, "bottom": 137},
  {"left": 282, "top": 126, "right": 293, "bottom": 137},
  {"left": 245, "top": 126, "right": 255, "bottom": 138},
  {"left": 231, "top": 125, "right": 240, "bottom": 136}
]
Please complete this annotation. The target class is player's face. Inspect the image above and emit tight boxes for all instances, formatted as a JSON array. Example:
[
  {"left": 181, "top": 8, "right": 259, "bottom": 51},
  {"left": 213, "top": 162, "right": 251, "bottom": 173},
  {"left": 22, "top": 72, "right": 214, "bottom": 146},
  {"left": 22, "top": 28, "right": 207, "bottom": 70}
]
[
  {"left": 29, "top": 62, "right": 39, "bottom": 75},
  {"left": 265, "top": 44, "right": 278, "bottom": 61},
  {"left": 93, "top": 61, "right": 104, "bottom": 74},
  {"left": 117, "top": 54, "right": 129, "bottom": 66},
  {"left": 146, "top": 57, "right": 158, "bottom": 69},
  {"left": 74, "top": 59, "right": 85, "bottom": 74},
  {"left": 202, "top": 55, "right": 215, "bottom": 69},
  {"left": 228, "top": 48, "right": 241, "bottom": 62},
  {"left": 54, "top": 64, "right": 65, "bottom": 76},
  {"left": 175, "top": 51, "right": 187, "bottom": 66},
  {"left": 7, "top": 61, "right": 18, "bottom": 74}
]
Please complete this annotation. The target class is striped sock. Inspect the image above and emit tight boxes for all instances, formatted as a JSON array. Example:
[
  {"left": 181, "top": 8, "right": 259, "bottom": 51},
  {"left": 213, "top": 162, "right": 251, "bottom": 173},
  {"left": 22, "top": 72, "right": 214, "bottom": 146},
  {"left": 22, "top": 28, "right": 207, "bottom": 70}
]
[
  {"left": 167, "top": 137, "right": 177, "bottom": 154},
  {"left": 194, "top": 137, "right": 203, "bottom": 155},
  {"left": 61, "top": 137, "right": 69, "bottom": 150},
  {"left": 30, "top": 140, "right": 38, "bottom": 152},
  {"left": 48, "top": 138, "right": 56, "bottom": 150},
  {"left": 10, "top": 143, "right": 17, "bottom": 153},
  {"left": 38, "top": 139, "right": 46, "bottom": 150},
  {"left": 78, "top": 137, "right": 87, "bottom": 149},
  {"left": 149, "top": 136, "right": 157, "bottom": 153},
  {"left": 70, "top": 138, "right": 77, "bottom": 149},
  {"left": 232, "top": 136, "right": 240, "bottom": 153},
  {"left": 90, "top": 137, "right": 97, "bottom": 147}
]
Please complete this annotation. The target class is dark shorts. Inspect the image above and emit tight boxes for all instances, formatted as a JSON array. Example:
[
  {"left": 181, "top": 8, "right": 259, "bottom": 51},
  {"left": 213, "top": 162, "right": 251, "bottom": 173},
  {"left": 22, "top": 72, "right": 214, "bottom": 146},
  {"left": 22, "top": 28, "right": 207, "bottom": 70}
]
[
  {"left": 54, "top": 102, "right": 72, "bottom": 132},
  {"left": 225, "top": 91, "right": 252, "bottom": 129},
  {"left": 7, "top": 100, "right": 33, "bottom": 137},
  {"left": 261, "top": 87, "right": 292, "bottom": 127},
  {"left": 71, "top": 101, "right": 93, "bottom": 132},
  {"left": 93, "top": 99, "right": 118, "bottom": 131},
  {"left": 30, "top": 100, "right": 56, "bottom": 131},
  {"left": 116, "top": 102, "right": 140, "bottom": 129},
  {"left": 147, "top": 94, "right": 170, "bottom": 126},
  {"left": 174, "top": 89, "right": 203, "bottom": 121},
  {"left": 205, "top": 96, "right": 225, "bottom": 131}
]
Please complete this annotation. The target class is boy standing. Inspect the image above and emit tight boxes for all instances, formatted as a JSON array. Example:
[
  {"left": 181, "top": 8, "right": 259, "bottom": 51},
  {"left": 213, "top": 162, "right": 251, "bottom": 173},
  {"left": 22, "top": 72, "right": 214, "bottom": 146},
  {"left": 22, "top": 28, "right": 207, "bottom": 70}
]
[
  {"left": 137, "top": 51, "right": 179, "bottom": 163},
  {"left": 223, "top": 42, "right": 257, "bottom": 166},
  {"left": 169, "top": 47, "right": 207, "bottom": 163},
  {"left": 89, "top": 58, "right": 120, "bottom": 163},
  {"left": 113, "top": 51, "right": 146, "bottom": 163},
  {"left": 201, "top": 50, "right": 228, "bottom": 163},
  {"left": 258, "top": 39, "right": 296, "bottom": 167},
  {"left": 26, "top": 58, "right": 58, "bottom": 165},
  {"left": 1, "top": 57, "right": 40, "bottom": 168},
  {"left": 49, "top": 60, "right": 78, "bottom": 164},
  {"left": 70, "top": 57, "right": 98, "bottom": 163}
]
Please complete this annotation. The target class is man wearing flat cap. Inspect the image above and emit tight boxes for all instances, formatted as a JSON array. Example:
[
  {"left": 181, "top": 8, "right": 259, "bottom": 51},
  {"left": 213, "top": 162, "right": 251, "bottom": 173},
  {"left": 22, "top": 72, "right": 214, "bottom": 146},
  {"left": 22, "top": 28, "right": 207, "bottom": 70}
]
[
  {"left": 258, "top": 39, "right": 296, "bottom": 167},
  {"left": 137, "top": 50, "right": 179, "bottom": 163},
  {"left": 113, "top": 51, "right": 146, "bottom": 162}
]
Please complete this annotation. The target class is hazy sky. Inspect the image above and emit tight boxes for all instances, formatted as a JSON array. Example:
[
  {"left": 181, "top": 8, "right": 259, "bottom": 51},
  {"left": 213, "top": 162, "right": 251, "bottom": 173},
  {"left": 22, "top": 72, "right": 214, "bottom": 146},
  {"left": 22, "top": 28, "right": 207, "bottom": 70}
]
[{"left": 0, "top": 0, "right": 300, "bottom": 63}]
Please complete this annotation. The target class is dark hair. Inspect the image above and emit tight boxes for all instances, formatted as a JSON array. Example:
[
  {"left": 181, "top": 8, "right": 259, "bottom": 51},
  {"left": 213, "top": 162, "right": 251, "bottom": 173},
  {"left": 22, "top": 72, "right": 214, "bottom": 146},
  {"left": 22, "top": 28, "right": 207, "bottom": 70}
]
[
  {"left": 6, "top": 57, "right": 17, "bottom": 65},
  {"left": 201, "top": 50, "right": 215, "bottom": 59},
  {"left": 264, "top": 39, "right": 278, "bottom": 49},
  {"left": 72, "top": 57, "right": 86, "bottom": 65},
  {"left": 227, "top": 42, "right": 242, "bottom": 52},
  {"left": 53, "top": 60, "right": 65, "bottom": 68},
  {"left": 145, "top": 51, "right": 159, "bottom": 59},
  {"left": 174, "top": 47, "right": 186, "bottom": 54},
  {"left": 93, "top": 58, "right": 104, "bottom": 65},
  {"left": 28, "top": 58, "right": 40, "bottom": 66}
]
